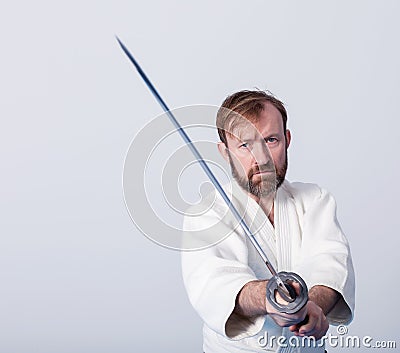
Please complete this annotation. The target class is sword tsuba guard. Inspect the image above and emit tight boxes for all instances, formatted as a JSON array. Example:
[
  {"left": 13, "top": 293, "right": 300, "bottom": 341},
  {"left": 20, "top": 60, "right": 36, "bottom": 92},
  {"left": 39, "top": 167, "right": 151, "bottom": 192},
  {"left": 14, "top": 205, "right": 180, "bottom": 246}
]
[{"left": 266, "top": 271, "right": 308, "bottom": 314}]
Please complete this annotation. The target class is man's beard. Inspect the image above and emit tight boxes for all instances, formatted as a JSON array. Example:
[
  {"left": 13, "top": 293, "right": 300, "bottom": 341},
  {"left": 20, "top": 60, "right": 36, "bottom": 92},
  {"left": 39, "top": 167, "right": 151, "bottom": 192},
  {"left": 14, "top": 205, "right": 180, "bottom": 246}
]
[{"left": 228, "top": 152, "right": 288, "bottom": 199}]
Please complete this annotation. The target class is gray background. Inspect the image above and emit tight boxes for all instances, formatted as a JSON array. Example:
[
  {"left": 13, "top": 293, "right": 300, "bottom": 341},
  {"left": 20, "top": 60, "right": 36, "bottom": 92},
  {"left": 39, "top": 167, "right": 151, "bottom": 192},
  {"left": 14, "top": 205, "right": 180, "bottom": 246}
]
[{"left": 1, "top": 0, "right": 399, "bottom": 352}]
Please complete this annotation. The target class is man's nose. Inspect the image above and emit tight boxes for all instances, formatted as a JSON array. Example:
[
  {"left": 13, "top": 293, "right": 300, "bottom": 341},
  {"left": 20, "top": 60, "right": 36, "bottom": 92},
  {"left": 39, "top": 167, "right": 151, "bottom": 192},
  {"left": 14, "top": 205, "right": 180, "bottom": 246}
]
[{"left": 251, "top": 142, "right": 270, "bottom": 166}]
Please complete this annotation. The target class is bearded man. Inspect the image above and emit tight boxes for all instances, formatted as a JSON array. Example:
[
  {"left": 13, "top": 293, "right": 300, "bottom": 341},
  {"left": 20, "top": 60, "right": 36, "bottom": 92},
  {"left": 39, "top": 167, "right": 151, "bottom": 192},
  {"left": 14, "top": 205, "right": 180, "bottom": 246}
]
[{"left": 181, "top": 90, "right": 355, "bottom": 353}]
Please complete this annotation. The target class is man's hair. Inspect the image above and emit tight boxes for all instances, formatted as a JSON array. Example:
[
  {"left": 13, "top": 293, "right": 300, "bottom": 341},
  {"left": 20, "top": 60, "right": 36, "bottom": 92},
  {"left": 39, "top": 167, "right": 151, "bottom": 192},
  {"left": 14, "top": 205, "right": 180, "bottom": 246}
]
[{"left": 216, "top": 90, "right": 288, "bottom": 146}]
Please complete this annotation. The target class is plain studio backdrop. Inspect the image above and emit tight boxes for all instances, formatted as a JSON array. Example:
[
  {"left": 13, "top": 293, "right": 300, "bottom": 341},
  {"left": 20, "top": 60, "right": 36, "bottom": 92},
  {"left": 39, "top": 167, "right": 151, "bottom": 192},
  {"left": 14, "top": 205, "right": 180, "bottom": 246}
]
[{"left": 0, "top": 1, "right": 398, "bottom": 352}]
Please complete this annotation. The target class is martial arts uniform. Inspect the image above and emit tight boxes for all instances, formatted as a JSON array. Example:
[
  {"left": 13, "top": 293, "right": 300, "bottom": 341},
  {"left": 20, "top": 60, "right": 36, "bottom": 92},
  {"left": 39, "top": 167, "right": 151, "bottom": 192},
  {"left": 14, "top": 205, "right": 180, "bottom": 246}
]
[{"left": 181, "top": 180, "right": 355, "bottom": 353}]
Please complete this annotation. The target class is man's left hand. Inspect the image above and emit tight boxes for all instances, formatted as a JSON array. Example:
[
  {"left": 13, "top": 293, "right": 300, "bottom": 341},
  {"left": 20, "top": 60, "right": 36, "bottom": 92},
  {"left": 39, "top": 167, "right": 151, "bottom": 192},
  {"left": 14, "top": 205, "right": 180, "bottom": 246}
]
[{"left": 289, "top": 301, "right": 329, "bottom": 340}]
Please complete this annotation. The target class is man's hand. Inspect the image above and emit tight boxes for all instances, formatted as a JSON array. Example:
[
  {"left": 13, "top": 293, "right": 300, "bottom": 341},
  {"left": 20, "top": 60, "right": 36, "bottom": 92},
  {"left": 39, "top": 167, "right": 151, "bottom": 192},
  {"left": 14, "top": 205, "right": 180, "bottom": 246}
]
[
  {"left": 289, "top": 301, "right": 329, "bottom": 340},
  {"left": 233, "top": 281, "right": 337, "bottom": 341},
  {"left": 287, "top": 285, "right": 339, "bottom": 340}
]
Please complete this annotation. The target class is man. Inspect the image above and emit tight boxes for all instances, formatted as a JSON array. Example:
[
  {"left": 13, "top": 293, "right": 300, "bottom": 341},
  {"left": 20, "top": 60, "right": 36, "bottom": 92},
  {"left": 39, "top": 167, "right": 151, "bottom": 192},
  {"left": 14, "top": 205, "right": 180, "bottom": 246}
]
[{"left": 181, "top": 90, "right": 355, "bottom": 352}]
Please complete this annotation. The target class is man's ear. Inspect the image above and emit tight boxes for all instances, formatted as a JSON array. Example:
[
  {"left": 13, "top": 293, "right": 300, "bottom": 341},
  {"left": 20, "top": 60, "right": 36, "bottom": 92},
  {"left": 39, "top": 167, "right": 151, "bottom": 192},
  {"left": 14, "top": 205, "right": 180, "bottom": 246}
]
[
  {"left": 217, "top": 142, "right": 229, "bottom": 162},
  {"left": 285, "top": 129, "right": 291, "bottom": 149}
]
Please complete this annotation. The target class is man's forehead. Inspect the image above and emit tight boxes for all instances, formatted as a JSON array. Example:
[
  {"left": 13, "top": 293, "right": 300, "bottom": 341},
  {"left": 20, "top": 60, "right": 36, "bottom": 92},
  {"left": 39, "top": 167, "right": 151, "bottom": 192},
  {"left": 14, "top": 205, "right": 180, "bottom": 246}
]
[
  {"left": 224, "top": 105, "right": 283, "bottom": 141},
  {"left": 225, "top": 122, "right": 263, "bottom": 143}
]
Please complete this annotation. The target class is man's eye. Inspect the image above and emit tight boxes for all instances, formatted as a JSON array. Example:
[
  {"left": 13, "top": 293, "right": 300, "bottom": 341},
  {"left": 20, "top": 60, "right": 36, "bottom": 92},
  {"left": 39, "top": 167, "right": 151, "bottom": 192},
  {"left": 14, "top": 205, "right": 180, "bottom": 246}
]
[
  {"left": 240, "top": 143, "right": 249, "bottom": 148},
  {"left": 265, "top": 137, "right": 278, "bottom": 143}
]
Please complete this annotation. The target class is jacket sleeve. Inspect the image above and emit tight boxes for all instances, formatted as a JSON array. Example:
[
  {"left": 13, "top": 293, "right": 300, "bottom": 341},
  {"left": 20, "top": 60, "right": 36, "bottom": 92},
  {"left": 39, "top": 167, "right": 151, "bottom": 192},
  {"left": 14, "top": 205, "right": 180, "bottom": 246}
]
[
  {"left": 181, "top": 207, "right": 266, "bottom": 339},
  {"left": 296, "top": 187, "right": 355, "bottom": 325}
]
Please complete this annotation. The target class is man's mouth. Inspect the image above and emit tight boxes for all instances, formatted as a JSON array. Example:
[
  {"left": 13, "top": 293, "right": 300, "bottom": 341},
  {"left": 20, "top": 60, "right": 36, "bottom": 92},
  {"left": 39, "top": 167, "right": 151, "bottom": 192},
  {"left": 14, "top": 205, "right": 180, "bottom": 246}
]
[{"left": 253, "top": 169, "right": 274, "bottom": 176}]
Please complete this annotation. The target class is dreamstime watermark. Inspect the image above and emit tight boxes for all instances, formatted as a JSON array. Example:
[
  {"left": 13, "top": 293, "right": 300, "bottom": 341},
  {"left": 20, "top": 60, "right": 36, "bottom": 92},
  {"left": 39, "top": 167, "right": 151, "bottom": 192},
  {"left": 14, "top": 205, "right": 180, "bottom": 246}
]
[{"left": 257, "top": 325, "right": 397, "bottom": 350}]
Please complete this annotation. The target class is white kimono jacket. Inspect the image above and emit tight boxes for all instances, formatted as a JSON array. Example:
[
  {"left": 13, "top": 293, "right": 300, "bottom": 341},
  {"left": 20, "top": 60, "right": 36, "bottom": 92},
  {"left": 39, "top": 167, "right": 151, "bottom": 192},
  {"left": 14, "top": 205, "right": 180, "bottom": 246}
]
[{"left": 181, "top": 180, "right": 355, "bottom": 353}]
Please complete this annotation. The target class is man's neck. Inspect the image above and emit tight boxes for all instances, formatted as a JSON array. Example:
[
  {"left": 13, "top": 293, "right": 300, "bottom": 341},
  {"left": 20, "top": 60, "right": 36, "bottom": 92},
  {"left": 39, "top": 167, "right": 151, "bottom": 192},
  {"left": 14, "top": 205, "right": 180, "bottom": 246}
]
[{"left": 248, "top": 192, "right": 275, "bottom": 227}]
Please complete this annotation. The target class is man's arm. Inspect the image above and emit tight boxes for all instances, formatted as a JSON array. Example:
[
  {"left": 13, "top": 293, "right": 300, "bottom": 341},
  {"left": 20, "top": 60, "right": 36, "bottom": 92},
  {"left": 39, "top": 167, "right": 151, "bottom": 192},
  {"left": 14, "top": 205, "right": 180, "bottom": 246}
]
[
  {"left": 234, "top": 280, "right": 267, "bottom": 318},
  {"left": 309, "top": 285, "right": 340, "bottom": 315}
]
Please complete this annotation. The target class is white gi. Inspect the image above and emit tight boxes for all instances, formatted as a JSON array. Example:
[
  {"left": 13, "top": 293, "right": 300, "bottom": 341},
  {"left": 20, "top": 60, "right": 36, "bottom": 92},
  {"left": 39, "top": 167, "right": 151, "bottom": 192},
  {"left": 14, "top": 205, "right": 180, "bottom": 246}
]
[{"left": 181, "top": 180, "right": 355, "bottom": 353}]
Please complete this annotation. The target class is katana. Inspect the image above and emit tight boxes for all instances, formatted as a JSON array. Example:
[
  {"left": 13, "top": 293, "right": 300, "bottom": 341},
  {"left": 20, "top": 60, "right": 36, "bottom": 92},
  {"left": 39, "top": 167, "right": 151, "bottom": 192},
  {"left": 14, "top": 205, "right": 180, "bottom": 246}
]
[{"left": 116, "top": 36, "right": 308, "bottom": 313}]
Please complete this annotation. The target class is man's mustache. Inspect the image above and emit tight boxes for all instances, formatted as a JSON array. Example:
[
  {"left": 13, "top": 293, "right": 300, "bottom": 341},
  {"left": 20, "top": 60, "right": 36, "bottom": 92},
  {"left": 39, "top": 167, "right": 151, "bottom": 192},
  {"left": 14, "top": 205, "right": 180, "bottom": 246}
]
[{"left": 248, "top": 161, "right": 275, "bottom": 179}]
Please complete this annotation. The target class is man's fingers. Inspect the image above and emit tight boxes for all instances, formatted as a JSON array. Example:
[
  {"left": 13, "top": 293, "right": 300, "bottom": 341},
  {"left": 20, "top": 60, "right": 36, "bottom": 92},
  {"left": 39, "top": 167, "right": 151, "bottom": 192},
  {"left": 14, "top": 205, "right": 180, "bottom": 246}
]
[
  {"left": 289, "top": 281, "right": 301, "bottom": 296},
  {"left": 298, "top": 314, "right": 318, "bottom": 335},
  {"left": 287, "top": 302, "right": 330, "bottom": 340},
  {"left": 298, "top": 315, "right": 329, "bottom": 340}
]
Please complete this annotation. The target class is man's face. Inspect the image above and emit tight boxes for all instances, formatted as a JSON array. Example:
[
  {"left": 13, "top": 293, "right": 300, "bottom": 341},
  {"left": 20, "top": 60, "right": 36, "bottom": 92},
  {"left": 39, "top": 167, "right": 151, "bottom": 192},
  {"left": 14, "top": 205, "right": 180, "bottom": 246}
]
[{"left": 219, "top": 102, "right": 291, "bottom": 199}]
